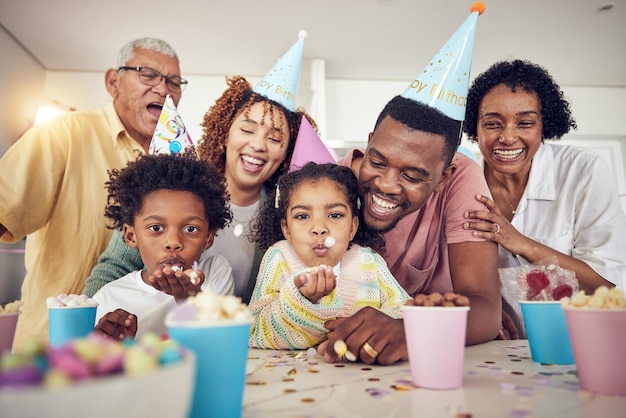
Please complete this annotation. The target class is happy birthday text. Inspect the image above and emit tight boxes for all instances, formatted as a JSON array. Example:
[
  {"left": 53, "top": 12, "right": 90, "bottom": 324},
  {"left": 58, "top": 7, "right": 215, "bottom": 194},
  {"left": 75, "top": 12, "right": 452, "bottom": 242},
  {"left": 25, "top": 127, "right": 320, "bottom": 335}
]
[
  {"left": 256, "top": 80, "right": 294, "bottom": 103},
  {"left": 407, "top": 80, "right": 466, "bottom": 107}
]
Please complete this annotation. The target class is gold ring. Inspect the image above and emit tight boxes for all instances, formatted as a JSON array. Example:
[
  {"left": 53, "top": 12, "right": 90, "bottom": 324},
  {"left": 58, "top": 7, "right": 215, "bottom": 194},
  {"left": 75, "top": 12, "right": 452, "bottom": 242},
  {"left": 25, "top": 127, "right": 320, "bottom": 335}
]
[
  {"left": 494, "top": 223, "right": 501, "bottom": 234},
  {"left": 362, "top": 342, "right": 379, "bottom": 359}
]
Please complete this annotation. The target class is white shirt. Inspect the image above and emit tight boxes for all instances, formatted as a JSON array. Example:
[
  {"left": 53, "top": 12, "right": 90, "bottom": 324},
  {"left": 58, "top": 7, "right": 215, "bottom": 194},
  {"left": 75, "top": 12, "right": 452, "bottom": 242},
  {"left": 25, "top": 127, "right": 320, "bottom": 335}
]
[
  {"left": 483, "top": 143, "right": 626, "bottom": 330},
  {"left": 497, "top": 143, "right": 626, "bottom": 286},
  {"left": 93, "top": 254, "right": 234, "bottom": 338}
]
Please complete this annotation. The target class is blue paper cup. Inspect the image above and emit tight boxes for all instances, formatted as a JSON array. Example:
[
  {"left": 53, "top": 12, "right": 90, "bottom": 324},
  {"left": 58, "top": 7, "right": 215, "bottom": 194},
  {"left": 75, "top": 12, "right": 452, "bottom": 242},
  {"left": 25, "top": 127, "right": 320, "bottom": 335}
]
[
  {"left": 167, "top": 319, "right": 251, "bottom": 418},
  {"left": 48, "top": 306, "right": 97, "bottom": 347},
  {"left": 519, "top": 301, "right": 574, "bottom": 364}
]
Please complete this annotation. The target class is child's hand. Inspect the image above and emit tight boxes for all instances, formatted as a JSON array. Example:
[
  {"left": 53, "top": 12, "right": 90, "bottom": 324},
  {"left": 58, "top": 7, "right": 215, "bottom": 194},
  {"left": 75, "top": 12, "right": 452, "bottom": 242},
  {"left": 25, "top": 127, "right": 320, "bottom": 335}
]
[
  {"left": 295, "top": 265, "right": 336, "bottom": 303},
  {"left": 148, "top": 265, "right": 205, "bottom": 303},
  {"left": 95, "top": 308, "right": 137, "bottom": 341}
]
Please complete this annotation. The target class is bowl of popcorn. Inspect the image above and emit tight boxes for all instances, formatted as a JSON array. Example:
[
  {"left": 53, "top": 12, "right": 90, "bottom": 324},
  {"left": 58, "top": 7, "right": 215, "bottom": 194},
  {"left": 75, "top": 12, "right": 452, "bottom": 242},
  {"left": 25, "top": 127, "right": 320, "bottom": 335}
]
[
  {"left": 166, "top": 290, "right": 252, "bottom": 418},
  {"left": 0, "top": 332, "right": 194, "bottom": 418},
  {"left": 0, "top": 300, "right": 21, "bottom": 353},
  {"left": 562, "top": 286, "right": 626, "bottom": 396}
]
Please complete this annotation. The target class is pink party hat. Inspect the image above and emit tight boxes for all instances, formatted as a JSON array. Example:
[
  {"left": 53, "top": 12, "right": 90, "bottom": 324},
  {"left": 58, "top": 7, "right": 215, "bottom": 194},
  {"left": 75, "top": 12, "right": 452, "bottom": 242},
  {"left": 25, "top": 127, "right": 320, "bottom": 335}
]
[
  {"left": 289, "top": 116, "right": 336, "bottom": 172},
  {"left": 401, "top": 2, "right": 486, "bottom": 121},
  {"left": 149, "top": 95, "right": 199, "bottom": 159},
  {"left": 252, "top": 30, "right": 307, "bottom": 112}
]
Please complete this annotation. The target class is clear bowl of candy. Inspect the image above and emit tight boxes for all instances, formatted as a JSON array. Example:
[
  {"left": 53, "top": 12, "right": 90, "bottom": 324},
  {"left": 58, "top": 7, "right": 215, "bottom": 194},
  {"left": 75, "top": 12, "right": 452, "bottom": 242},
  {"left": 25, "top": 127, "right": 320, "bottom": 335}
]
[{"left": 0, "top": 332, "right": 195, "bottom": 418}]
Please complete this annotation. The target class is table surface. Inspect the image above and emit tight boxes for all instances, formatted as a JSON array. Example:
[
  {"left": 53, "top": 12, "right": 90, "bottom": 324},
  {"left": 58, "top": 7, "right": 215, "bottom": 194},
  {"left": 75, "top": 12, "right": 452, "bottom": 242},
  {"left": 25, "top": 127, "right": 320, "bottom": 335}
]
[{"left": 243, "top": 340, "right": 625, "bottom": 418}]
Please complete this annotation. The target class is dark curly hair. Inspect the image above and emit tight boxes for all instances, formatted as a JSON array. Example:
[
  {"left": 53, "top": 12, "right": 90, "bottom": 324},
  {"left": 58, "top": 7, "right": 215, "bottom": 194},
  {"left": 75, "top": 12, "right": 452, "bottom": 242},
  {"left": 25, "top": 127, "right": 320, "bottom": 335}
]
[
  {"left": 373, "top": 95, "right": 462, "bottom": 169},
  {"left": 251, "top": 162, "right": 385, "bottom": 254},
  {"left": 197, "top": 75, "right": 318, "bottom": 187},
  {"left": 104, "top": 154, "right": 232, "bottom": 232},
  {"left": 463, "top": 59, "right": 577, "bottom": 141}
]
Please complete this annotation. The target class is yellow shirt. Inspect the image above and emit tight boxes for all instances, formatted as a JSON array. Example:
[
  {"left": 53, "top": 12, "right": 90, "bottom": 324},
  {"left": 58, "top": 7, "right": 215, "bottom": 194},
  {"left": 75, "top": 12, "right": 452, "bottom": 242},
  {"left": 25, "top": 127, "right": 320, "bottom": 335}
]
[{"left": 0, "top": 103, "right": 144, "bottom": 350}]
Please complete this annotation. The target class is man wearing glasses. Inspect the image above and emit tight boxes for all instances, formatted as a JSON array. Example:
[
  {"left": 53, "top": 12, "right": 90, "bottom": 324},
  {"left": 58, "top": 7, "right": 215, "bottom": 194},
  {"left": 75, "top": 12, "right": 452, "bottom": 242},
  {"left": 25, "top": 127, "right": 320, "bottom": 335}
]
[{"left": 0, "top": 37, "right": 186, "bottom": 350}]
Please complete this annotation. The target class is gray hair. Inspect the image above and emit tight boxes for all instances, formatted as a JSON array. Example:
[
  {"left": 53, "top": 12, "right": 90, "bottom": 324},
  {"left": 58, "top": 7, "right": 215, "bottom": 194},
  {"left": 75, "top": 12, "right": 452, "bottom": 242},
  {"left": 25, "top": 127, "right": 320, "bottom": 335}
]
[{"left": 116, "top": 37, "right": 179, "bottom": 67}]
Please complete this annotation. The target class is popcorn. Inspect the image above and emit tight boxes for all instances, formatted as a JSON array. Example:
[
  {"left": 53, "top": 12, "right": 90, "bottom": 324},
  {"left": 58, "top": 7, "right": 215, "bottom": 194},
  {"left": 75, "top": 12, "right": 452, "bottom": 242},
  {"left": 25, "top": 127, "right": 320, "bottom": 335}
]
[
  {"left": 46, "top": 294, "right": 98, "bottom": 308},
  {"left": 186, "top": 290, "right": 252, "bottom": 323},
  {"left": 0, "top": 300, "right": 22, "bottom": 314},
  {"left": 324, "top": 236, "right": 336, "bottom": 248},
  {"left": 561, "top": 286, "right": 626, "bottom": 310}
]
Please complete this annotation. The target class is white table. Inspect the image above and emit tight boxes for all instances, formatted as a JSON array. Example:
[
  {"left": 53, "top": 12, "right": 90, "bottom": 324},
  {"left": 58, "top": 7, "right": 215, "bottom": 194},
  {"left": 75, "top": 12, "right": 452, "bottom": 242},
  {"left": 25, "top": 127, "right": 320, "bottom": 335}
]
[{"left": 243, "top": 340, "right": 625, "bottom": 418}]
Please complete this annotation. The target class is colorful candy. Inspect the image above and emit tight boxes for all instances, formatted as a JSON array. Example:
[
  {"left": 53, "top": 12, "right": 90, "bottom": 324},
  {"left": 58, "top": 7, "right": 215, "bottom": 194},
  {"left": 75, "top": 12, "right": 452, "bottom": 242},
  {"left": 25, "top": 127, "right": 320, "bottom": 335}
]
[{"left": 0, "top": 332, "right": 186, "bottom": 389}]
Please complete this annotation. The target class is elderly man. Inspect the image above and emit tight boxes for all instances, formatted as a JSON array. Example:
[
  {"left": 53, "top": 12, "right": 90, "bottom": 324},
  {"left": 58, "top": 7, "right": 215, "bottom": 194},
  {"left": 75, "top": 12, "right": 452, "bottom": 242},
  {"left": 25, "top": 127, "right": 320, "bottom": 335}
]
[{"left": 0, "top": 37, "right": 187, "bottom": 349}]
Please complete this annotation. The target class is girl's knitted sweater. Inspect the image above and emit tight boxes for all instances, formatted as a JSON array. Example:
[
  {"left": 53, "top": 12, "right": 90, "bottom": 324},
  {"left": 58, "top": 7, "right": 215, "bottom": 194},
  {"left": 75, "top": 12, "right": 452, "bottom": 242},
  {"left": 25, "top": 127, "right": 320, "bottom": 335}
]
[{"left": 249, "top": 240, "right": 410, "bottom": 349}]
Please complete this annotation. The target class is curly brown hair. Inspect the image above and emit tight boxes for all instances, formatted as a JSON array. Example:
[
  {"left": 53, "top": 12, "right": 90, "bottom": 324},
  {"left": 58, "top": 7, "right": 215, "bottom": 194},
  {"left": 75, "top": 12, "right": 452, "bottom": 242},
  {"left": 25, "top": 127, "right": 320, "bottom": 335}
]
[
  {"left": 251, "top": 162, "right": 385, "bottom": 254},
  {"left": 197, "top": 75, "right": 318, "bottom": 188}
]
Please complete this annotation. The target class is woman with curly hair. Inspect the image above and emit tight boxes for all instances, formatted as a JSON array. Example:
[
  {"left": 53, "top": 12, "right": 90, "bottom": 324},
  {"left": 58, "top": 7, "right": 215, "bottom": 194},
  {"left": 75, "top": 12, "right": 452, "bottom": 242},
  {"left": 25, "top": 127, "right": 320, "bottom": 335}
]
[
  {"left": 84, "top": 75, "right": 317, "bottom": 303},
  {"left": 462, "top": 60, "right": 626, "bottom": 335}
]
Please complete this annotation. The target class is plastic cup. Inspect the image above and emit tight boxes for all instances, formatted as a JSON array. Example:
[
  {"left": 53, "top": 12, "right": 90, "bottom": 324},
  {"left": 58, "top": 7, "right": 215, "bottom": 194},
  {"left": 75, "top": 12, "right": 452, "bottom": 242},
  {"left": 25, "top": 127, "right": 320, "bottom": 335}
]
[
  {"left": 519, "top": 301, "right": 574, "bottom": 364},
  {"left": 48, "top": 306, "right": 97, "bottom": 347},
  {"left": 564, "top": 307, "right": 626, "bottom": 396},
  {"left": 402, "top": 305, "right": 469, "bottom": 389},
  {"left": 0, "top": 313, "right": 20, "bottom": 353},
  {"left": 167, "top": 318, "right": 251, "bottom": 418}
]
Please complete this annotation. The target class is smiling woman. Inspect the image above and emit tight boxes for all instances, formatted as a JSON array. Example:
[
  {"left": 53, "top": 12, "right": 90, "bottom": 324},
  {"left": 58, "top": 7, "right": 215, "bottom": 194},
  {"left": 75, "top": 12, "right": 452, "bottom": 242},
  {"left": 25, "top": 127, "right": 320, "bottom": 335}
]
[{"left": 462, "top": 59, "right": 626, "bottom": 336}]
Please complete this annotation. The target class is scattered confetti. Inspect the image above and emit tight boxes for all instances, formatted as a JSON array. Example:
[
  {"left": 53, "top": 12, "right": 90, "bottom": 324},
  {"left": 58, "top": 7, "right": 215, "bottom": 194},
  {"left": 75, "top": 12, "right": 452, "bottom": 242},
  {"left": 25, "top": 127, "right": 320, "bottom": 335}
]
[{"left": 500, "top": 382, "right": 516, "bottom": 391}]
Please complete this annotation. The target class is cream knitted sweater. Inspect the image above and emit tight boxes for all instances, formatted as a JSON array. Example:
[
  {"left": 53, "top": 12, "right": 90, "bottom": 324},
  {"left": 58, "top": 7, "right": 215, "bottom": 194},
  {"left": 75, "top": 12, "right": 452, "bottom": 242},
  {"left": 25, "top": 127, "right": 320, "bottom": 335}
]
[{"left": 249, "top": 240, "right": 410, "bottom": 349}]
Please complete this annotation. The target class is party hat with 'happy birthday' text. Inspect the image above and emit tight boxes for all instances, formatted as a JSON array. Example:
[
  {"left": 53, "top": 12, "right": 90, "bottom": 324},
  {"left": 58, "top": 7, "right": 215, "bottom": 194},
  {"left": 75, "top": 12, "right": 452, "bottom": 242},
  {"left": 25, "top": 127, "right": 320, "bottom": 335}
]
[
  {"left": 252, "top": 30, "right": 307, "bottom": 112},
  {"left": 149, "top": 95, "right": 199, "bottom": 159},
  {"left": 401, "top": 2, "right": 486, "bottom": 121},
  {"left": 289, "top": 116, "right": 336, "bottom": 172}
]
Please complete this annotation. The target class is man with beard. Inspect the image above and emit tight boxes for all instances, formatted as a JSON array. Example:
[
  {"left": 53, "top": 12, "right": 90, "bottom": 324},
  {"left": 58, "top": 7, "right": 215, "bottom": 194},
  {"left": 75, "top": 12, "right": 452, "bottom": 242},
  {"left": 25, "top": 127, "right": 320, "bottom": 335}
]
[{"left": 318, "top": 3, "right": 501, "bottom": 364}]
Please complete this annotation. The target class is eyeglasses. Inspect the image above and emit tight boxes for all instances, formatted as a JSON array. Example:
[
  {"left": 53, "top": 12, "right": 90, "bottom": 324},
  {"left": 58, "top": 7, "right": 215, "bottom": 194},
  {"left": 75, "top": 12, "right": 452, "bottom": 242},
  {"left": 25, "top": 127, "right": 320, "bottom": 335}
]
[{"left": 118, "top": 66, "right": 188, "bottom": 92}]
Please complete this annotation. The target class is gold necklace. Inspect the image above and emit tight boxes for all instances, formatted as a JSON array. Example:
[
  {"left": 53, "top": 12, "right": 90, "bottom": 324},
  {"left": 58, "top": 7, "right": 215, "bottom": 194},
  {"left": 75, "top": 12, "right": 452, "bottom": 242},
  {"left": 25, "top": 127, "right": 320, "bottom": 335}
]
[{"left": 490, "top": 175, "right": 518, "bottom": 215}]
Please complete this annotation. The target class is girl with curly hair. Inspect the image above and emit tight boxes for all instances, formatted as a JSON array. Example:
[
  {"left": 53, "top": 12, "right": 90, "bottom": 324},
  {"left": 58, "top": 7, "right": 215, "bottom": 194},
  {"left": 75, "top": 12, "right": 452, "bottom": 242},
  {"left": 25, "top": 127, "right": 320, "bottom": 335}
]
[{"left": 248, "top": 162, "right": 410, "bottom": 350}]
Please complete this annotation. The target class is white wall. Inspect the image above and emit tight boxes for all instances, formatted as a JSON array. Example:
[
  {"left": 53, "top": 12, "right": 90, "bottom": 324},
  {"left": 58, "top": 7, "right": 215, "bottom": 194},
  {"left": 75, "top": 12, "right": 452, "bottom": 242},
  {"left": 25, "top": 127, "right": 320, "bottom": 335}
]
[{"left": 0, "top": 27, "right": 45, "bottom": 155}]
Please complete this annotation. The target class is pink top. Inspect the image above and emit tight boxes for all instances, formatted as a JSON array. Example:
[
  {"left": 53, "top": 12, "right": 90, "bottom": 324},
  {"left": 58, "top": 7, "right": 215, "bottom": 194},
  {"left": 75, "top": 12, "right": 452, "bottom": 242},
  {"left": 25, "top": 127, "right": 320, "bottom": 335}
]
[{"left": 340, "top": 150, "right": 490, "bottom": 296}]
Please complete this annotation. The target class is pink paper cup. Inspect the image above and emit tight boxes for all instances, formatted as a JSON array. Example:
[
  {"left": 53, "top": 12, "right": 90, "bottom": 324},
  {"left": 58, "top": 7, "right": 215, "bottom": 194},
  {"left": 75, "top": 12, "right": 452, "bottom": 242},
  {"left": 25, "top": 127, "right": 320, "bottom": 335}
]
[
  {"left": 402, "top": 305, "right": 469, "bottom": 390},
  {"left": 0, "top": 313, "right": 20, "bottom": 353},
  {"left": 48, "top": 306, "right": 97, "bottom": 347},
  {"left": 564, "top": 307, "right": 626, "bottom": 396}
]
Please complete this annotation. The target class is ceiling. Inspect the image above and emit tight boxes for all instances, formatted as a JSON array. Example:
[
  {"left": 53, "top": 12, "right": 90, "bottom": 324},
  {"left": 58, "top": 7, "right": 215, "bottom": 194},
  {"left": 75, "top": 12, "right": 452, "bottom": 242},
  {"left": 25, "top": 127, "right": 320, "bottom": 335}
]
[{"left": 1, "top": 0, "right": 625, "bottom": 88}]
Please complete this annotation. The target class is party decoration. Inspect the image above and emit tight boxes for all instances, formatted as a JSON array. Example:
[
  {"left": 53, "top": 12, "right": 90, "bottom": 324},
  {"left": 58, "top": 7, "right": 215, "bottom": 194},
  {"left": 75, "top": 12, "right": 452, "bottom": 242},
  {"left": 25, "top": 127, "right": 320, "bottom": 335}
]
[
  {"left": 252, "top": 30, "right": 307, "bottom": 112},
  {"left": 289, "top": 116, "right": 336, "bottom": 172},
  {"left": 149, "top": 95, "right": 198, "bottom": 159},
  {"left": 401, "top": 2, "right": 486, "bottom": 121}
]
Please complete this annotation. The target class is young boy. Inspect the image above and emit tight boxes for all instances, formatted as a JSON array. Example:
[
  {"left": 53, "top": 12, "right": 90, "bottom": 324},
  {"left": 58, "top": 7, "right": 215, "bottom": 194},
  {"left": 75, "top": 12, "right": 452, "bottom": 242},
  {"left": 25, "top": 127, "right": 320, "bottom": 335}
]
[{"left": 93, "top": 154, "right": 234, "bottom": 340}]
